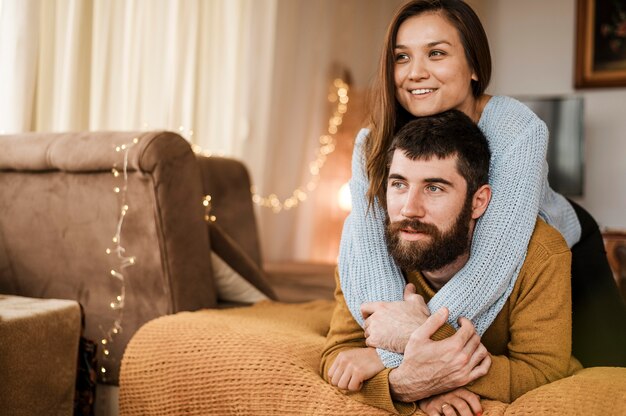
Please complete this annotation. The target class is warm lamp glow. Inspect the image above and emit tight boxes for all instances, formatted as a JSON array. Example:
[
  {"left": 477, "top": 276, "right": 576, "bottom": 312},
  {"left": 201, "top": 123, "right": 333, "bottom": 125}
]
[{"left": 338, "top": 182, "right": 352, "bottom": 212}]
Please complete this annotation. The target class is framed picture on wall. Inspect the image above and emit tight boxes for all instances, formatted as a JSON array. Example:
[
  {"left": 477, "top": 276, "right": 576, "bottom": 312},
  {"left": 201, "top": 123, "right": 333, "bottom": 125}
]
[{"left": 575, "top": 0, "right": 626, "bottom": 88}]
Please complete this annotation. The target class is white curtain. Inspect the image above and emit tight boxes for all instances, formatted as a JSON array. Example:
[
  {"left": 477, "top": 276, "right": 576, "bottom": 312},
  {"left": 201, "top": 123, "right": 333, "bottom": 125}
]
[{"left": 0, "top": 0, "right": 277, "bottom": 169}]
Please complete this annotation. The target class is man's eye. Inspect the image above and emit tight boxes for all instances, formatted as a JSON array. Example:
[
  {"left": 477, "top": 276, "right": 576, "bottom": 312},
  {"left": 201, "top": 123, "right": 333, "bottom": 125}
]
[
  {"left": 427, "top": 185, "right": 441, "bottom": 192},
  {"left": 390, "top": 181, "right": 406, "bottom": 189}
]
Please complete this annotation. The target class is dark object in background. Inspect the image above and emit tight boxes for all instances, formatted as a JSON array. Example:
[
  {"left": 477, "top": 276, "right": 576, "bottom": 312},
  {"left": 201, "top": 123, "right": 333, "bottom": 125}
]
[
  {"left": 518, "top": 96, "right": 584, "bottom": 197},
  {"left": 74, "top": 306, "right": 97, "bottom": 416}
]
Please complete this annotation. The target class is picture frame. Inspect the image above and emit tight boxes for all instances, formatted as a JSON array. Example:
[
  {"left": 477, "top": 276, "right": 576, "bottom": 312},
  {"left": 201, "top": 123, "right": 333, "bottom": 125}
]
[{"left": 575, "top": 0, "right": 626, "bottom": 88}]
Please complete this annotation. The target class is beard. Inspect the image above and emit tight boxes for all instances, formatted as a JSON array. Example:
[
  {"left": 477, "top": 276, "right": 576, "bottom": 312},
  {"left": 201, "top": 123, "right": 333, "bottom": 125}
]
[{"left": 385, "top": 197, "right": 474, "bottom": 273}]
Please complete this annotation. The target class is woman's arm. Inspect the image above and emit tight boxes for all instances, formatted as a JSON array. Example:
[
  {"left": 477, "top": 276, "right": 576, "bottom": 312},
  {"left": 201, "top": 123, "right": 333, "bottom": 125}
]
[
  {"left": 320, "top": 270, "right": 415, "bottom": 415},
  {"left": 428, "top": 98, "right": 550, "bottom": 335},
  {"left": 338, "top": 128, "right": 406, "bottom": 368},
  {"left": 467, "top": 220, "right": 578, "bottom": 403}
]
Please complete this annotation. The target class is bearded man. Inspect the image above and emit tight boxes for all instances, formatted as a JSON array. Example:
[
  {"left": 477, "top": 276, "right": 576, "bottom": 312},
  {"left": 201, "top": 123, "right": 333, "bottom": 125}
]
[{"left": 320, "top": 110, "right": 581, "bottom": 416}]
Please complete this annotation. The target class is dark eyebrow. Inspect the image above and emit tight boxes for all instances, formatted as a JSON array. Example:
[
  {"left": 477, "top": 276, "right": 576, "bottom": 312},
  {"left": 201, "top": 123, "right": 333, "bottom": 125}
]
[
  {"left": 427, "top": 40, "right": 452, "bottom": 48},
  {"left": 424, "top": 177, "right": 454, "bottom": 186},
  {"left": 394, "top": 40, "right": 452, "bottom": 49},
  {"left": 388, "top": 174, "right": 454, "bottom": 187},
  {"left": 388, "top": 173, "right": 406, "bottom": 181}
]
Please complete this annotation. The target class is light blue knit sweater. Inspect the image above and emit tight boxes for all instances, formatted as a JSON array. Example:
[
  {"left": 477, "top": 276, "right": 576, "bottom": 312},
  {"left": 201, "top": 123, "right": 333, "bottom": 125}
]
[{"left": 338, "top": 96, "right": 581, "bottom": 368}]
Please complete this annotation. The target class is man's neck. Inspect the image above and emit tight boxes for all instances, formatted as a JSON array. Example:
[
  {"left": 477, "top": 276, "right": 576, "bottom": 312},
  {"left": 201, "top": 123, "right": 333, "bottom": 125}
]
[{"left": 421, "top": 251, "right": 470, "bottom": 291}]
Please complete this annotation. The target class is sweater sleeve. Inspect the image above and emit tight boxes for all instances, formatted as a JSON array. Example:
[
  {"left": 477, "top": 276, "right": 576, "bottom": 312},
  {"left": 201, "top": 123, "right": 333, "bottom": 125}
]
[
  {"left": 467, "top": 221, "right": 578, "bottom": 402},
  {"left": 427, "top": 100, "right": 550, "bottom": 335},
  {"left": 338, "top": 128, "right": 406, "bottom": 368},
  {"left": 320, "top": 269, "right": 417, "bottom": 415}
]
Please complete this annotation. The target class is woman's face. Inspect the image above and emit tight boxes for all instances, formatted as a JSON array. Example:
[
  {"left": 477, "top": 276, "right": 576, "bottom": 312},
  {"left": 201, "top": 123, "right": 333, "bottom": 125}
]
[{"left": 394, "top": 12, "right": 478, "bottom": 119}]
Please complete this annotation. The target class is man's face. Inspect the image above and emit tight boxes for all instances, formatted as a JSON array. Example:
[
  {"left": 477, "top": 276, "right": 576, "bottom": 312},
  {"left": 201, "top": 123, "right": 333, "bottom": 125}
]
[{"left": 385, "top": 150, "right": 473, "bottom": 273}]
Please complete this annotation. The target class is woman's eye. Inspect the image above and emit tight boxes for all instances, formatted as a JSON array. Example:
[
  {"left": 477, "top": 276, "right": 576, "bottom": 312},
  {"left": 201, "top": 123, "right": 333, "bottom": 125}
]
[
  {"left": 429, "top": 50, "right": 445, "bottom": 58},
  {"left": 394, "top": 53, "right": 409, "bottom": 62}
]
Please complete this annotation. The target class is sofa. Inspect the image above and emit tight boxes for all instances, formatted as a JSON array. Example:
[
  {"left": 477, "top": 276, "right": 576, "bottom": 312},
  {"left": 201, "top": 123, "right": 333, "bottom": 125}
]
[{"left": 0, "top": 130, "right": 274, "bottom": 387}]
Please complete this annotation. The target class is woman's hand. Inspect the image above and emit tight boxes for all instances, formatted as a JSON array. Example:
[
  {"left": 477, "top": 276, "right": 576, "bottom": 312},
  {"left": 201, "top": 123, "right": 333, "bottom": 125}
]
[
  {"left": 360, "top": 283, "right": 430, "bottom": 353},
  {"left": 327, "top": 347, "right": 385, "bottom": 391},
  {"left": 418, "top": 387, "right": 482, "bottom": 416}
]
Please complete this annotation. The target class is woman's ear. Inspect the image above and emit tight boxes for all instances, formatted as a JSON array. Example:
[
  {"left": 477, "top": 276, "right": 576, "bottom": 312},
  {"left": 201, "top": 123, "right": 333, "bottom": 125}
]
[{"left": 471, "top": 184, "right": 491, "bottom": 219}]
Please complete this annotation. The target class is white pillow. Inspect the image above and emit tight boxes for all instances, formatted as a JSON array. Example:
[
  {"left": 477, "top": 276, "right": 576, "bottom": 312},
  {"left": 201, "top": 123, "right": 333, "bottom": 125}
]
[{"left": 210, "top": 252, "right": 269, "bottom": 304}]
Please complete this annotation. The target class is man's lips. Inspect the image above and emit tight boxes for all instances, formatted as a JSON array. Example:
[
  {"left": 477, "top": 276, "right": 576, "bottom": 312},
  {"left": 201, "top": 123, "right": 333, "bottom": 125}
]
[{"left": 399, "top": 228, "right": 431, "bottom": 241}]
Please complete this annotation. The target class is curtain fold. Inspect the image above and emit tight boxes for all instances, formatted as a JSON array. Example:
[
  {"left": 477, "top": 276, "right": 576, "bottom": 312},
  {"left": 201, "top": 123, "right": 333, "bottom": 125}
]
[{"left": 0, "top": 0, "right": 40, "bottom": 133}]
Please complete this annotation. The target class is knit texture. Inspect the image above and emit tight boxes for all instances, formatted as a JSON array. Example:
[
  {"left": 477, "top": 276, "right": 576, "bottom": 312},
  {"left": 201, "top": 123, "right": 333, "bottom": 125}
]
[
  {"left": 120, "top": 300, "right": 392, "bottom": 416},
  {"left": 504, "top": 367, "right": 626, "bottom": 416},
  {"left": 119, "top": 301, "right": 625, "bottom": 416},
  {"left": 338, "top": 96, "right": 582, "bottom": 368}
]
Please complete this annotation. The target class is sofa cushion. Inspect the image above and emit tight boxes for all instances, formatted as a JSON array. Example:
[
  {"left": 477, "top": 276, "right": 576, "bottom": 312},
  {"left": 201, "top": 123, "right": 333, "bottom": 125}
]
[{"left": 209, "top": 222, "right": 277, "bottom": 301}]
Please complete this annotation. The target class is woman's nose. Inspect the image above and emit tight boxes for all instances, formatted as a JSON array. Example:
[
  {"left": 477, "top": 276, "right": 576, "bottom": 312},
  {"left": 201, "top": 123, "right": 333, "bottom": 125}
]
[{"left": 408, "top": 58, "right": 429, "bottom": 81}]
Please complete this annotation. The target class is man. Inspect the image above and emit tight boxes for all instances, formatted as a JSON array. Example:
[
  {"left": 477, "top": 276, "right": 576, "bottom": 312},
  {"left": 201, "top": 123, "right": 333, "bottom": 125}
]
[{"left": 320, "top": 110, "right": 580, "bottom": 415}]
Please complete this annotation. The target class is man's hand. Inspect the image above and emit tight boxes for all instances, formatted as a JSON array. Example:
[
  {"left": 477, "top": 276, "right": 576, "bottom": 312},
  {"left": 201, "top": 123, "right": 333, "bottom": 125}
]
[
  {"left": 389, "top": 308, "right": 491, "bottom": 402},
  {"left": 418, "top": 387, "right": 482, "bottom": 416},
  {"left": 327, "top": 347, "right": 385, "bottom": 391},
  {"left": 360, "top": 283, "right": 430, "bottom": 353}
]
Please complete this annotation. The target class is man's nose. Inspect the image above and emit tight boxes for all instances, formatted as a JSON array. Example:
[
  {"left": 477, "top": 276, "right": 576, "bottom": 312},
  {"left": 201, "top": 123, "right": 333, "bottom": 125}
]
[{"left": 400, "top": 191, "right": 425, "bottom": 218}]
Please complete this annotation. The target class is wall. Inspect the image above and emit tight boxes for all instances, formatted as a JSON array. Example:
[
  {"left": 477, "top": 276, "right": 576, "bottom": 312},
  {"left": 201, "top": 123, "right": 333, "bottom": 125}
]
[
  {"left": 256, "top": 0, "right": 404, "bottom": 262},
  {"left": 478, "top": 0, "right": 626, "bottom": 230}
]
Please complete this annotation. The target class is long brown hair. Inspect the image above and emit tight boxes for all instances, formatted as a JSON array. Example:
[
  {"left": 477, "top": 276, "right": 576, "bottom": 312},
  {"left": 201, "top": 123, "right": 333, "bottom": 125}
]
[{"left": 365, "top": 0, "right": 491, "bottom": 206}]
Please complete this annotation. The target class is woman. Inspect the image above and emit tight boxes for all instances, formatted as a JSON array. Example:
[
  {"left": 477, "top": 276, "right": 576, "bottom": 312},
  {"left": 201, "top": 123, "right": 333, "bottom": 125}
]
[{"left": 338, "top": 0, "right": 625, "bottom": 384}]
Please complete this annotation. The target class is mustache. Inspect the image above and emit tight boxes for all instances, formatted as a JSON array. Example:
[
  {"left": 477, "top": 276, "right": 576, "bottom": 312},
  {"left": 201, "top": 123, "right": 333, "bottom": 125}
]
[{"left": 388, "top": 219, "right": 439, "bottom": 235}]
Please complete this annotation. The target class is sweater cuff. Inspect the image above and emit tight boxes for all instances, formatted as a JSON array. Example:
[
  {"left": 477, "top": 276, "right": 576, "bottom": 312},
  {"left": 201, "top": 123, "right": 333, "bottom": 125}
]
[{"left": 353, "top": 368, "right": 417, "bottom": 415}]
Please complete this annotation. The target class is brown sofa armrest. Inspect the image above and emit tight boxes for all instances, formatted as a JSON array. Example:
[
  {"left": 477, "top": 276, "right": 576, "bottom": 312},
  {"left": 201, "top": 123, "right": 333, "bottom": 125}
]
[{"left": 0, "top": 131, "right": 217, "bottom": 384}]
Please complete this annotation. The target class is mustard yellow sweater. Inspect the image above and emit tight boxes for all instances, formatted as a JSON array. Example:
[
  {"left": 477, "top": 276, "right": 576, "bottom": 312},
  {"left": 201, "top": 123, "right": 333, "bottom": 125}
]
[{"left": 320, "top": 219, "right": 582, "bottom": 414}]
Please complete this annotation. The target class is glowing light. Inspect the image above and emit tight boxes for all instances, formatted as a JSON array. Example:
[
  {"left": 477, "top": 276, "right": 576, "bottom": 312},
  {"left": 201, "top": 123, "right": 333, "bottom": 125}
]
[
  {"left": 236, "top": 77, "right": 350, "bottom": 213},
  {"left": 99, "top": 137, "right": 138, "bottom": 380},
  {"left": 338, "top": 182, "right": 352, "bottom": 212}
]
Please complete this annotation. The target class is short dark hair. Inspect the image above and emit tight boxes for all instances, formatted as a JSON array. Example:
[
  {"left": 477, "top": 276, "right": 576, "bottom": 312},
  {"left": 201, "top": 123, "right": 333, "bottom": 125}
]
[{"left": 387, "top": 110, "right": 490, "bottom": 197}]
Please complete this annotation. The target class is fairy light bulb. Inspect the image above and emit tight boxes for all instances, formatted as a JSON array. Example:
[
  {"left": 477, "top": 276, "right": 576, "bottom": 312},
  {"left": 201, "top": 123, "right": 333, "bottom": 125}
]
[
  {"left": 100, "top": 136, "right": 139, "bottom": 380},
  {"left": 242, "top": 77, "right": 349, "bottom": 213}
]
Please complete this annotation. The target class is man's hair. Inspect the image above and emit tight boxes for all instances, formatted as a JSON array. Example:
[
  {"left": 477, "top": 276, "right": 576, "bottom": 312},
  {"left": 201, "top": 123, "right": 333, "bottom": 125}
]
[{"left": 387, "top": 109, "right": 491, "bottom": 197}]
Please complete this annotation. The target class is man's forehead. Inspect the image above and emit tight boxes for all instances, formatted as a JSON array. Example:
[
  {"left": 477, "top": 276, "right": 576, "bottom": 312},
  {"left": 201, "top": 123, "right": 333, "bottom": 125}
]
[{"left": 390, "top": 149, "right": 461, "bottom": 178}]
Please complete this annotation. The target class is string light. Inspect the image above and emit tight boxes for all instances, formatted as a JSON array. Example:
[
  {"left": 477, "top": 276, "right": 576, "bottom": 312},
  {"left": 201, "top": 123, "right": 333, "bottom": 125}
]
[
  {"left": 142, "top": 76, "right": 350, "bottom": 215},
  {"left": 203, "top": 194, "right": 217, "bottom": 223},
  {"left": 250, "top": 78, "right": 349, "bottom": 213},
  {"left": 100, "top": 136, "right": 139, "bottom": 381}
]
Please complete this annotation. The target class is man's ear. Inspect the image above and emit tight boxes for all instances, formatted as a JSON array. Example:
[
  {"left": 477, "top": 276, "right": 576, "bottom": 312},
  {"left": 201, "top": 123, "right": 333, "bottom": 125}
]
[{"left": 471, "top": 184, "right": 491, "bottom": 219}]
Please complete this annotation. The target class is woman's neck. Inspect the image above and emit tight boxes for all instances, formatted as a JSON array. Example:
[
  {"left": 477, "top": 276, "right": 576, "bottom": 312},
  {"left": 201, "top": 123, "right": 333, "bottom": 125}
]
[{"left": 465, "top": 94, "right": 491, "bottom": 123}]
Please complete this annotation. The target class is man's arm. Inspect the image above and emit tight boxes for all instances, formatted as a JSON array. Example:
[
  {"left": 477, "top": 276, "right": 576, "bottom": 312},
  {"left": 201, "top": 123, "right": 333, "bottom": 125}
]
[
  {"left": 361, "top": 280, "right": 457, "bottom": 353},
  {"left": 321, "top": 270, "right": 490, "bottom": 414},
  {"left": 388, "top": 311, "right": 491, "bottom": 402},
  {"left": 320, "top": 270, "right": 414, "bottom": 414},
  {"left": 466, "top": 221, "right": 578, "bottom": 403}
]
